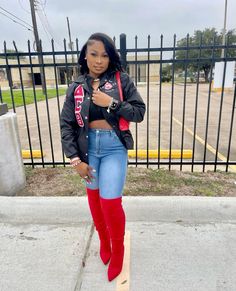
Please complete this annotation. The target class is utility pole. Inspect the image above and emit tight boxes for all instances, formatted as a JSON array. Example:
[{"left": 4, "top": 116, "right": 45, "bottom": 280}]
[
  {"left": 221, "top": 0, "right": 228, "bottom": 58},
  {"left": 67, "top": 17, "right": 73, "bottom": 52},
  {"left": 66, "top": 17, "right": 77, "bottom": 80},
  {"left": 29, "top": 0, "right": 46, "bottom": 94},
  {"left": 29, "top": 0, "right": 40, "bottom": 52},
  {"left": 213, "top": 0, "right": 234, "bottom": 91}
]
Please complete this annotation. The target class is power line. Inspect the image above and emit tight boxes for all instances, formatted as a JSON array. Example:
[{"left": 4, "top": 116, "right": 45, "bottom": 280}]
[
  {"left": 37, "top": 8, "right": 54, "bottom": 39},
  {"left": 0, "top": 5, "right": 32, "bottom": 28},
  {"left": 0, "top": 10, "right": 32, "bottom": 31},
  {"left": 38, "top": 0, "right": 47, "bottom": 9},
  {"left": 36, "top": 1, "right": 63, "bottom": 48},
  {"left": 37, "top": 10, "right": 52, "bottom": 42},
  {"left": 34, "top": 0, "right": 46, "bottom": 10},
  {"left": 18, "top": 0, "right": 30, "bottom": 14}
]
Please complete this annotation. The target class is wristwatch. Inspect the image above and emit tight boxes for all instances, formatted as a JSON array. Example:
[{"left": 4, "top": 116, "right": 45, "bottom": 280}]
[{"left": 108, "top": 98, "right": 119, "bottom": 111}]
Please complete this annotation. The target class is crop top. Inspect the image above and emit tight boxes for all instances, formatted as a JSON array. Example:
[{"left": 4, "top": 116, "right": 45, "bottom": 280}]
[
  {"left": 87, "top": 75, "right": 106, "bottom": 122},
  {"left": 89, "top": 101, "right": 105, "bottom": 122}
]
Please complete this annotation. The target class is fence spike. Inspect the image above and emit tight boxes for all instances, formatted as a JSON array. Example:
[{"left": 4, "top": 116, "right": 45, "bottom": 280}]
[
  {"left": 63, "top": 39, "right": 67, "bottom": 50},
  {"left": 226, "top": 33, "right": 230, "bottom": 45},
  {"left": 13, "top": 41, "right": 17, "bottom": 51},
  {"left": 51, "top": 39, "right": 55, "bottom": 51},
  {"left": 3, "top": 42, "right": 7, "bottom": 57},
  {"left": 186, "top": 34, "right": 190, "bottom": 46},
  {"left": 200, "top": 33, "right": 203, "bottom": 46},
  {"left": 76, "top": 38, "right": 79, "bottom": 51},
  {"left": 173, "top": 34, "right": 177, "bottom": 47},
  {"left": 39, "top": 39, "right": 43, "bottom": 50}
]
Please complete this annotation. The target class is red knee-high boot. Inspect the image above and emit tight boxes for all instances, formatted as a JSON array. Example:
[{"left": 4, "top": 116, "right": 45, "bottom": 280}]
[
  {"left": 100, "top": 197, "right": 125, "bottom": 281},
  {"left": 86, "top": 188, "right": 111, "bottom": 265}
]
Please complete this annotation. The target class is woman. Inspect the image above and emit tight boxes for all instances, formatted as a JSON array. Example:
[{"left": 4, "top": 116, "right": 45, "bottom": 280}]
[{"left": 60, "top": 33, "right": 145, "bottom": 281}]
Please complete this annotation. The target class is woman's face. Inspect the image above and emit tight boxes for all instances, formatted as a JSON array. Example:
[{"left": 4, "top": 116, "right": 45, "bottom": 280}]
[{"left": 85, "top": 40, "right": 110, "bottom": 78}]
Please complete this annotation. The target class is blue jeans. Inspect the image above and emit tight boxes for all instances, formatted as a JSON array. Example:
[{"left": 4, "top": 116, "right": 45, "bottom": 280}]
[{"left": 86, "top": 128, "right": 128, "bottom": 199}]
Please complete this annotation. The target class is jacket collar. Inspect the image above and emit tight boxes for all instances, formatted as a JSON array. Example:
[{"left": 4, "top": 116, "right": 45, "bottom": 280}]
[
  {"left": 74, "top": 75, "right": 90, "bottom": 93},
  {"left": 74, "top": 70, "right": 116, "bottom": 90}
]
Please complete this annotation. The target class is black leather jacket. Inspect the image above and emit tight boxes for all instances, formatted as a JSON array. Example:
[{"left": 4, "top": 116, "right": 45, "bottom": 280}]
[{"left": 60, "top": 71, "right": 146, "bottom": 163}]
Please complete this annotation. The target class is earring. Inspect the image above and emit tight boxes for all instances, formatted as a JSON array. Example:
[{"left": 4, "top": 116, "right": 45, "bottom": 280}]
[{"left": 84, "top": 57, "right": 87, "bottom": 60}]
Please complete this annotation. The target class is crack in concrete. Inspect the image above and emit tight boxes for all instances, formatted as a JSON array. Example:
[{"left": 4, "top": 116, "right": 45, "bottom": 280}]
[{"left": 73, "top": 223, "right": 94, "bottom": 291}]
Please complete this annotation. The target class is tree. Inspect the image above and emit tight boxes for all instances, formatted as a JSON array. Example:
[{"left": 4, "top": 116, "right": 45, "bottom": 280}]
[
  {"left": 175, "top": 28, "right": 236, "bottom": 82},
  {"left": 161, "top": 64, "right": 172, "bottom": 82}
]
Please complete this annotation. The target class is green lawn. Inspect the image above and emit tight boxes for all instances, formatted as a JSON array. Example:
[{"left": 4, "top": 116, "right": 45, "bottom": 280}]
[
  {"left": 19, "top": 166, "right": 236, "bottom": 197},
  {"left": 1, "top": 88, "right": 67, "bottom": 108}
]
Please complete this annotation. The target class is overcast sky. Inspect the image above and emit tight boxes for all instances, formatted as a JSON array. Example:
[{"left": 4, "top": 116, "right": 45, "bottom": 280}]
[{"left": 0, "top": 0, "right": 235, "bottom": 51}]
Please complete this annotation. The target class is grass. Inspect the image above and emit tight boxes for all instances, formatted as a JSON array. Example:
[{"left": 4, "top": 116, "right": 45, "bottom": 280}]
[
  {"left": 67, "top": 174, "right": 85, "bottom": 190},
  {"left": 193, "top": 182, "right": 225, "bottom": 197},
  {"left": 124, "top": 167, "right": 236, "bottom": 197},
  {"left": 1, "top": 88, "right": 67, "bottom": 108},
  {"left": 17, "top": 166, "right": 236, "bottom": 197}
]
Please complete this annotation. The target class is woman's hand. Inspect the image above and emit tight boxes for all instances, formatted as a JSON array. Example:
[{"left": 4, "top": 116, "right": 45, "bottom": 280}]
[
  {"left": 74, "top": 162, "right": 95, "bottom": 183},
  {"left": 92, "top": 90, "right": 112, "bottom": 107}
]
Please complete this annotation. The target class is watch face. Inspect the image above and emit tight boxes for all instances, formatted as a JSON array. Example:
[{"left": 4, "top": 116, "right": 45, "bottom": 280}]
[{"left": 111, "top": 99, "right": 119, "bottom": 109}]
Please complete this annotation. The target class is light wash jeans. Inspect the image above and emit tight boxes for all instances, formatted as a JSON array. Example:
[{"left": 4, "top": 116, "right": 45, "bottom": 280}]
[{"left": 86, "top": 128, "right": 128, "bottom": 199}]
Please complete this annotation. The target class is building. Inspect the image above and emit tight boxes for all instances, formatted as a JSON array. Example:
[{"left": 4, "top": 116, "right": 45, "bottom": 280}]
[{"left": 0, "top": 54, "right": 160, "bottom": 89}]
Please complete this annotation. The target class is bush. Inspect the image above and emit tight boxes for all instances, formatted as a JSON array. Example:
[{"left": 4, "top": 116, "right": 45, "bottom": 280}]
[{"left": 161, "top": 75, "right": 172, "bottom": 82}]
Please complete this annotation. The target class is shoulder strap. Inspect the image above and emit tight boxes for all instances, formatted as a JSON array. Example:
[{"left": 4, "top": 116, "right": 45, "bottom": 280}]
[{"left": 115, "top": 71, "right": 123, "bottom": 101}]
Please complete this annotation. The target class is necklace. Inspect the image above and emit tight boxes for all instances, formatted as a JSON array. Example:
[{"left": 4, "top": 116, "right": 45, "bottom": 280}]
[{"left": 93, "top": 78, "right": 100, "bottom": 82}]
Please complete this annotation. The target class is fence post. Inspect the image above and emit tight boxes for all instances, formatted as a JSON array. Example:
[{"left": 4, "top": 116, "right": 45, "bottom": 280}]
[
  {"left": 120, "top": 33, "right": 127, "bottom": 70},
  {"left": 0, "top": 108, "right": 26, "bottom": 196}
]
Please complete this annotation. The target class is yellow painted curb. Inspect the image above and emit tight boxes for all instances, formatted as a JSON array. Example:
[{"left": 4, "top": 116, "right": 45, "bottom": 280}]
[
  {"left": 116, "top": 231, "right": 130, "bottom": 290},
  {"left": 22, "top": 150, "right": 45, "bottom": 159},
  {"left": 128, "top": 149, "right": 192, "bottom": 159},
  {"left": 211, "top": 81, "right": 233, "bottom": 93},
  {"left": 212, "top": 88, "right": 232, "bottom": 93}
]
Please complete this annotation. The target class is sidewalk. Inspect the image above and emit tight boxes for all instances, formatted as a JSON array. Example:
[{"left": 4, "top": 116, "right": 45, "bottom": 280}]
[{"left": 0, "top": 196, "right": 236, "bottom": 291}]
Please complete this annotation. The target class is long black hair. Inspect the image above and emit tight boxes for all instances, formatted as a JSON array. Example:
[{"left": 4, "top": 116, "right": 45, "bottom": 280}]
[{"left": 78, "top": 33, "right": 123, "bottom": 75}]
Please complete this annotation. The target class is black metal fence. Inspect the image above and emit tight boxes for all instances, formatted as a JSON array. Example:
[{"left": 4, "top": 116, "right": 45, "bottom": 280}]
[{"left": 0, "top": 34, "right": 235, "bottom": 171}]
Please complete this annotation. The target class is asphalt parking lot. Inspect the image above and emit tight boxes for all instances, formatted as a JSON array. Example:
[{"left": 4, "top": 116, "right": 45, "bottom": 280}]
[{"left": 13, "top": 83, "right": 236, "bottom": 170}]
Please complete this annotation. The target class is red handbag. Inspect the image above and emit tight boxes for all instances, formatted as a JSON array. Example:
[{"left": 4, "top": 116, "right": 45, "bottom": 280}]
[{"left": 115, "top": 71, "right": 130, "bottom": 131}]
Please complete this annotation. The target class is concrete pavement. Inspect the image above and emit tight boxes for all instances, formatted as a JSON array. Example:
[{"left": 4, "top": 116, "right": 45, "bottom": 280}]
[{"left": 0, "top": 196, "right": 236, "bottom": 291}]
